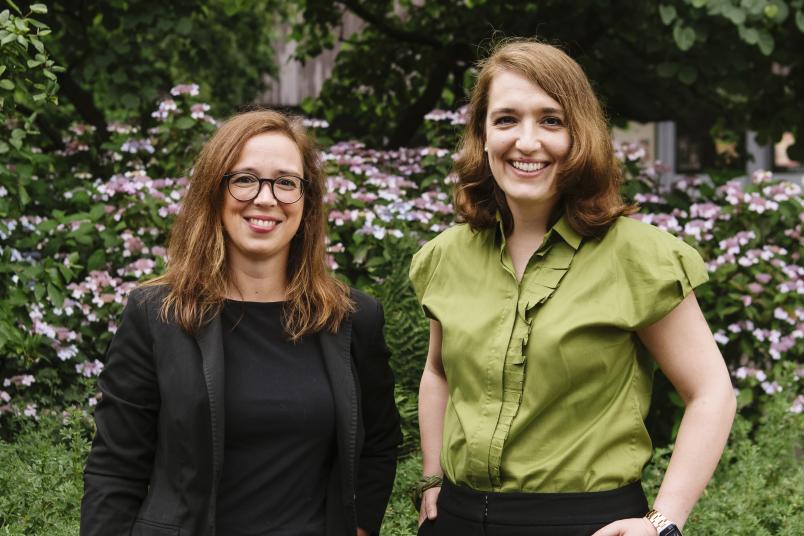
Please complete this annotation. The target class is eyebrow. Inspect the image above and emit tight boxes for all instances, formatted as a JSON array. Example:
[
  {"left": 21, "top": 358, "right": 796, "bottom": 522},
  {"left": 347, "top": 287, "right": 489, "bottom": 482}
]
[
  {"left": 233, "top": 166, "right": 303, "bottom": 177},
  {"left": 489, "top": 106, "right": 564, "bottom": 115}
]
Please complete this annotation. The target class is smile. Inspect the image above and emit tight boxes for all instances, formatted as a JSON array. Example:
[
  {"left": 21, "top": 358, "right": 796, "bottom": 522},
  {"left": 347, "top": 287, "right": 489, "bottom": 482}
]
[
  {"left": 246, "top": 217, "right": 279, "bottom": 231},
  {"left": 510, "top": 160, "right": 548, "bottom": 172}
]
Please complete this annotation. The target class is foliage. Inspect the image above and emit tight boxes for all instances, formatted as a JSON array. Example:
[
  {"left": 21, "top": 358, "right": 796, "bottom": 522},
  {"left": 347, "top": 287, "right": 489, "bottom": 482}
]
[
  {"left": 0, "top": 410, "right": 88, "bottom": 535},
  {"left": 641, "top": 373, "right": 804, "bottom": 535},
  {"left": 18, "top": 0, "right": 283, "bottom": 149},
  {"left": 292, "top": 0, "right": 804, "bottom": 152},
  {"left": 1, "top": 384, "right": 799, "bottom": 535},
  {"left": 0, "top": 2, "right": 61, "bottom": 154}
]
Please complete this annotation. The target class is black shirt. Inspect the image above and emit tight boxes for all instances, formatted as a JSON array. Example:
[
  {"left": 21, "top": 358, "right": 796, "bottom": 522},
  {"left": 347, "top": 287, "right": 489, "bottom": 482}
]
[{"left": 216, "top": 300, "right": 335, "bottom": 536}]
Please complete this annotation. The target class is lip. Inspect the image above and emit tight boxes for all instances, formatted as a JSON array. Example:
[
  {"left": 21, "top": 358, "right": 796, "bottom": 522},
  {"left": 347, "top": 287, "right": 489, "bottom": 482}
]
[{"left": 244, "top": 215, "right": 282, "bottom": 233}]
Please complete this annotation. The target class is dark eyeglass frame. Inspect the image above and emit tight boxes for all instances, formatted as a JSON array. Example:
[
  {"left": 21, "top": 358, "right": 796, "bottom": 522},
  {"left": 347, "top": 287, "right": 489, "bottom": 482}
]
[{"left": 223, "top": 171, "right": 308, "bottom": 204}]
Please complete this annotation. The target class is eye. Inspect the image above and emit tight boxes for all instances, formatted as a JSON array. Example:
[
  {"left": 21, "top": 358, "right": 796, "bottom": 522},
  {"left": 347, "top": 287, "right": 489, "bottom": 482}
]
[
  {"left": 492, "top": 115, "right": 516, "bottom": 126},
  {"left": 275, "top": 176, "right": 302, "bottom": 191},
  {"left": 230, "top": 173, "right": 258, "bottom": 186},
  {"left": 543, "top": 116, "right": 564, "bottom": 127}
]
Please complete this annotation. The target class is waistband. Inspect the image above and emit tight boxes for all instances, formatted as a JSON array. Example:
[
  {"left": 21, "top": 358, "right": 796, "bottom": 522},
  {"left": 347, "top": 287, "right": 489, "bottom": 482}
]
[{"left": 439, "top": 479, "right": 649, "bottom": 525}]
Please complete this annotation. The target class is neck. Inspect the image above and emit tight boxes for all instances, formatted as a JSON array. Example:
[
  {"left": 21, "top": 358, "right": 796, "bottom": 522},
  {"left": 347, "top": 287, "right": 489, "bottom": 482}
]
[
  {"left": 507, "top": 198, "right": 557, "bottom": 239},
  {"left": 226, "top": 248, "right": 290, "bottom": 302}
]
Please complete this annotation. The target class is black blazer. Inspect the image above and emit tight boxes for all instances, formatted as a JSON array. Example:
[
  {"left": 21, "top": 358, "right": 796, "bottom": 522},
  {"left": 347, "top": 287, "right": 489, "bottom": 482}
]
[{"left": 80, "top": 286, "right": 402, "bottom": 536}]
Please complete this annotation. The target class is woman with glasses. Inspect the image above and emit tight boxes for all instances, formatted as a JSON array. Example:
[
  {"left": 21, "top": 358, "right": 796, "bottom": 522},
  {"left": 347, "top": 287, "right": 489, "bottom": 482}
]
[
  {"left": 81, "top": 109, "right": 402, "bottom": 536},
  {"left": 411, "top": 40, "right": 735, "bottom": 536}
]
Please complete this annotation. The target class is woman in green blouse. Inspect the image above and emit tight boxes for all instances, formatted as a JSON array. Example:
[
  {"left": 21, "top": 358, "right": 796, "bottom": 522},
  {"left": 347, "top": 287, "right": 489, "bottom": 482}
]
[{"left": 411, "top": 40, "right": 736, "bottom": 536}]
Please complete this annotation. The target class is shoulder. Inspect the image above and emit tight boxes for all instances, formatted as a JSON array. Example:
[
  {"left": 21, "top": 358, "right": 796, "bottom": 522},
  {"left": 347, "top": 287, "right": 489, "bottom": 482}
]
[
  {"left": 600, "top": 216, "right": 702, "bottom": 259},
  {"left": 124, "top": 284, "right": 168, "bottom": 319},
  {"left": 410, "top": 224, "right": 492, "bottom": 283},
  {"left": 415, "top": 223, "right": 489, "bottom": 256},
  {"left": 349, "top": 287, "right": 382, "bottom": 331}
]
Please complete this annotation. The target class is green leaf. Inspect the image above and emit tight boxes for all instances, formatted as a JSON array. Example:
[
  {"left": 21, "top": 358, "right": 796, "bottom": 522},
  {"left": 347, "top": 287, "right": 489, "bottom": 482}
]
[
  {"left": 657, "top": 62, "right": 679, "bottom": 77},
  {"left": 724, "top": 5, "right": 747, "bottom": 24},
  {"left": 42, "top": 69, "right": 56, "bottom": 80},
  {"left": 0, "top": 140, "right": 8, "bottom": 153},
  {"left": 763, "top": 4, "right": 779, "bottom": 19},
  {"left": 121, "top": 93, "right": 139, "bottom": 108},
  {"left": 0, "top": 10, "right": 9, "bottom": 24},
  {"left": 0, "top": 65, "right": 5, "bottom": 76},
  {"left": 673, "top": 24, "right": 696, "bottom": 51},
  {"left": 175, "top": 116, "right": 195, "bottom": 130},
  {"left": 757, "top": 30, "right": 774, "bottom": 55},
  {"left": 659, "top": 4, "right": 676, "bottom": 25},
  {"left": 6, "top": 0, "right": 21, "bottom": 15},
  {"left": 29, "top": 3, "right": 48, "bottom": 14},
  {"left": 739, "top": 26, "right": 759, "bottom": 44},
  {"left": 32, "top": 92, "right": 47, "bottom": 101},
  {"left": 30, "top": 35, "right": 43, "bottom": 53},
  {"left": 18, "top": 183, "right": 29, "bottom": 205},
  {"left": 678, "top": 65, "right": 699, "bottom": 85},
  {"left": 176, "top": 17, "right": 192, "bottom": 35},
  {"left": 796, "top": 11, "right": 804, "bottom": 33},
  {"left": 47, "top": 283, "right": 64, "bottom": 307},
  {"left": 87, "top": 249, "right": 106, "bottom": 271},
  {"left": 691, "top": 0, "right": 707, "bottom": 8},
  {"left": 0, "top": 33, "right": 15, "bottom": 45},
  {"left": 26, "top": 58, "right": 43, "bottom": 68}
]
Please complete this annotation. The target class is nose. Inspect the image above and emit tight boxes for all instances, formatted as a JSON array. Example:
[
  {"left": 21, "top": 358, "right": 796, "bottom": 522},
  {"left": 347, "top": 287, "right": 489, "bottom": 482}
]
[
  {"left": 515, "top": 122, "right": 542, "bottom": 154},
  {"left": 253, "top": 181, "right": 278, "bottom": 206}
]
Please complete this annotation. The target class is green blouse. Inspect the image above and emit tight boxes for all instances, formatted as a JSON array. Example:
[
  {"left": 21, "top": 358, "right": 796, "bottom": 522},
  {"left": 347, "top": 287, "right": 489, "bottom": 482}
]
[{"left": 409, "top": 216, "right": 708, "bottom": 493}]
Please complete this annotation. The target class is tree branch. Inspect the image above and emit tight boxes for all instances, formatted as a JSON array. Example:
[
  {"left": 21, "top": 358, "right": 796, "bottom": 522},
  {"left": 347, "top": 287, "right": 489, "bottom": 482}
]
[{"left": 336, "top": 0, "right": 442, "bottom": 47}]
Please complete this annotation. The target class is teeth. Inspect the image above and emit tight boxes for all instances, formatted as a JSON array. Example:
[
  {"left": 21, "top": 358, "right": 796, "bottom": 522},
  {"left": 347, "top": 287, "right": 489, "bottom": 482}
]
[
  {"left": 248, "top": 218, "right": 277, "bottom": 229},
  {"left": 511, "top": 161, "right": 547, "bottom": 172}
]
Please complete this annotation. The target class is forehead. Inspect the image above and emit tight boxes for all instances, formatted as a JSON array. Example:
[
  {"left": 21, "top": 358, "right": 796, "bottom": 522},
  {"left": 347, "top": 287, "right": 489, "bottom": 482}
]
[
  {"left": 233, "top": 131, "right": 303, "bottom": 173},
  {"left": 486, "top": 70, "right": 562, "bottom": 114}
]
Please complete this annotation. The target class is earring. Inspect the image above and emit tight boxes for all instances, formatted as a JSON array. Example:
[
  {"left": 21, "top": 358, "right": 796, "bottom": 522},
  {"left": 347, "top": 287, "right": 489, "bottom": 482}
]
[{"left": 484, "top": 146, "right": 488, "bottom": 152}]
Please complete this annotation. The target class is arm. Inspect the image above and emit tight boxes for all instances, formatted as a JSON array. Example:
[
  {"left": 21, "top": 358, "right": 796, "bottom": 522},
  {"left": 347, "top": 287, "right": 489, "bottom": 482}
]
[
  {"left": 355, "top": 300, "right": 403, "bottom": 535},
  {"left": 418, "top": 319, "right": 449, "bottom": 526},
  {"left": 593, "top": 292, "right": 736, "bottom": 536},
  {"left": 80, "top": 290, "right": 160, "bottom": 536}
]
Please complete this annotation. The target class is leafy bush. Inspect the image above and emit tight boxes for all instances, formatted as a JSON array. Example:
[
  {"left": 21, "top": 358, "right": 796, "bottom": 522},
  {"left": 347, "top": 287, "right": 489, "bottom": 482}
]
[{"left": 0, "top": 410, "right": 87, "bottom": 535}]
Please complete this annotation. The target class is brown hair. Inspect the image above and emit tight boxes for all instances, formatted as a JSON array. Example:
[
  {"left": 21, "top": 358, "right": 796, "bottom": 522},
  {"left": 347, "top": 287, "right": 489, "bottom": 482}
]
[
  {"left": 454, "top": 39, "right": 636, "bottom": 236},
  {"left": 145, "top": 109, "right": 353, "bottom": 340}
]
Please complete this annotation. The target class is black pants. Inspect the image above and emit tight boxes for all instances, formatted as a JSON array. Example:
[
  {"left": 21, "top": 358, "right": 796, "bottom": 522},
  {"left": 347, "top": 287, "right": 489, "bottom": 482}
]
[{"left": 417, "top": 479, "right": 648, "bottom": 536}]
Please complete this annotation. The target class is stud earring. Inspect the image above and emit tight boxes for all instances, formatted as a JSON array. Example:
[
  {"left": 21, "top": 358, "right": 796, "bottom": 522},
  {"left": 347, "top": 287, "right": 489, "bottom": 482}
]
[{"left": 484, "top": 146, "right": 488, "bottom": 152}]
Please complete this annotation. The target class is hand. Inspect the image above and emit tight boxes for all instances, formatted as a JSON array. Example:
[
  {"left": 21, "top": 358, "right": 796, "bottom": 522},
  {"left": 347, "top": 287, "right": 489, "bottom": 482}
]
[
  {"left": 590, "top": 517, "right": 657, "bottom": 536},
  {"left": 356, "top": 528, "right": 371, "bottom": 536},
  {"left": 417, "top": 486, "right": 441, "bottom": 527}
]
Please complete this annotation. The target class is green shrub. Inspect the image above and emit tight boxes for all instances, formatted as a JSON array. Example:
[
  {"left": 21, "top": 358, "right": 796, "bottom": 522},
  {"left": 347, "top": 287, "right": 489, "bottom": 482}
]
[{"left": 0, "top": 411, "right": 88, "bottom": 535}]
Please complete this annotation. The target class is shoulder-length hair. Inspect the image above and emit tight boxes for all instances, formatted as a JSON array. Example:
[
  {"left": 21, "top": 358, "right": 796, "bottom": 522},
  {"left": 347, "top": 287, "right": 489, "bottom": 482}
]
[
  {"left": 145, "top": 109, "right": 353, "bottom": 340},
  {"left": 454, "top": 39, "right": 636, "bottom": 236}
]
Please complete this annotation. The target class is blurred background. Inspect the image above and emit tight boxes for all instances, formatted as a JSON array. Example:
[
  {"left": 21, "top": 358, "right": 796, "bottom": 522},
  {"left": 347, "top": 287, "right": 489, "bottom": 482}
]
[{"left": 1, "top": 1, "right": 802, "bottom": 534}]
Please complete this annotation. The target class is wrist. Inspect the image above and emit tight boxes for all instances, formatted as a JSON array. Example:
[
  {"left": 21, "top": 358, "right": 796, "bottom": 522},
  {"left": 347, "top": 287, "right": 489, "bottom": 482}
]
[
  {"left": 410, "top": 474, "right": 443, "bottom": 512},
  {"left": 644, "top": 508, "right": 683, "bottom": 536}
]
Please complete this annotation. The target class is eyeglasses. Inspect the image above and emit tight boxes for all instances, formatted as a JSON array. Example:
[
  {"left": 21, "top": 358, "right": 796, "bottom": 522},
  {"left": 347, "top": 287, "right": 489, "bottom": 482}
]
[{"left": 223, "top": 171, "right": 307, "bottom": 204}]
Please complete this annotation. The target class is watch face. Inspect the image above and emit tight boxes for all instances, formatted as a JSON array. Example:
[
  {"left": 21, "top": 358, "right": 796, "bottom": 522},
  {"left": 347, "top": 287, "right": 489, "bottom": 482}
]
[{"left": 659, "top": 524, "right": 683, "bottom": 536}]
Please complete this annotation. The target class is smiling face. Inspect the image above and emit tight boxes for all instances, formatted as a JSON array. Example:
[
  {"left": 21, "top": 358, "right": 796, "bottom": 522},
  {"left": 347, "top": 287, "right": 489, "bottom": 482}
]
[
  {"left": 221, "top": 131, "right": 304, "bottom": 271},
  {"left": 484, "top": 69, "right": 570, "bottom": 216}
]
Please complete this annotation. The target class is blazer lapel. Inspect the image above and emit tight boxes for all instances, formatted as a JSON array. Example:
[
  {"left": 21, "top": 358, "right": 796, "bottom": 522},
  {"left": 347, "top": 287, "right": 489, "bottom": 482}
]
[
  {"left": 319, "top": 316, "right": 357, "bottom": 506},
  {"left": 194, "top": 315, "right": 225, "bottom": 490}
]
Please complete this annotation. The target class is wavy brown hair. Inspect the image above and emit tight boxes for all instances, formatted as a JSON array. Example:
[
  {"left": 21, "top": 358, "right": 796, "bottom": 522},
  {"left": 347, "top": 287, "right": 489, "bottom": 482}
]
[
  {"left": 455, "top": 39, "right": 636, "bottom": 236},
  {"left": 144, "top": 109, "right": 353, "bottom": 340}
]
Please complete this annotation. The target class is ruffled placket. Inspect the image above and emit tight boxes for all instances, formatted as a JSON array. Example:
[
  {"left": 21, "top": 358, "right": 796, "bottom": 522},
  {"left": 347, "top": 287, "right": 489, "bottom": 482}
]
[{"left": 487, "top": 231, "right": 579, "bottom": 489}]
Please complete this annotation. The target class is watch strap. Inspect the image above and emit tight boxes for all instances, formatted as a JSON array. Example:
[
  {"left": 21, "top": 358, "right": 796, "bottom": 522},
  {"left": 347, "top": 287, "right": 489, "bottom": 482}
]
[{"left": 645, "top": 509, "right": 683, "bottom": 536}]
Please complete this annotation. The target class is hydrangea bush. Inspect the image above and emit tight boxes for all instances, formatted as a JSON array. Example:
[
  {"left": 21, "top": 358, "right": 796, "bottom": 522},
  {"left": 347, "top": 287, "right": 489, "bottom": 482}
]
[{"left": 1, "top": 92, "right": 801, "bottom": 442}]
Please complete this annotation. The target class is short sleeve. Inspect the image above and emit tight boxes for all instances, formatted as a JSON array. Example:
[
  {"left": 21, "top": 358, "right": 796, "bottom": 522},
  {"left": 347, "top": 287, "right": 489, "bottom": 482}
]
[
  {"left": 619, "top": 227, "right": 709, "bottom": 330},
  {"left": 408, "top": 239, "right": 442, "bottom": 319}
]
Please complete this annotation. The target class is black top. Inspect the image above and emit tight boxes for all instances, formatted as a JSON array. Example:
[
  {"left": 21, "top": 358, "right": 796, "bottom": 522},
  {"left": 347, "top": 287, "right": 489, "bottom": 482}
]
[{"left": 216, "top": 300, "right": 336, "bottom": 536}]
